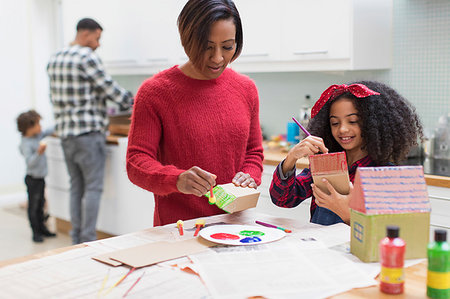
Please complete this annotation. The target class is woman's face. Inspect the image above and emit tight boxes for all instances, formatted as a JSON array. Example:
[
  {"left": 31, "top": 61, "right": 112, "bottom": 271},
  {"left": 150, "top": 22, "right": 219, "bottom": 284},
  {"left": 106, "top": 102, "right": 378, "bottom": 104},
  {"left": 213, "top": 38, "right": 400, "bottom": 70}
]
[
  {"left": 194, "top": 19, "right": 237, "bottom": 80},
  {"left": 329, "top": 97, "right": 364, "bottom": 155}
]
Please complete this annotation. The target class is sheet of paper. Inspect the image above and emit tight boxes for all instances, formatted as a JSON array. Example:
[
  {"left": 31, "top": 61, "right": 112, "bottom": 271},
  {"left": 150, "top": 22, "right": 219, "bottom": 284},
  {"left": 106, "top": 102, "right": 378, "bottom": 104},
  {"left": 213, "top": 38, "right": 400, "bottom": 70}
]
[
  {"left": 0, "top": 246, "right": 211, "bottom": 298},
  {"left": 190, "top": 238, "right": 376, "bottom": 299}
]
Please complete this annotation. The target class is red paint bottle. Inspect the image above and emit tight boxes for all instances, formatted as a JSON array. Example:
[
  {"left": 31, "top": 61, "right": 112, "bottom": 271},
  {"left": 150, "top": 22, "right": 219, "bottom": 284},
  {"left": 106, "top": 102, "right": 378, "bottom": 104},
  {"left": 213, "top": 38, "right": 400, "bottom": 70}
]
[{"left": 379, "top": 225, "right": 406, "bottom": 294}]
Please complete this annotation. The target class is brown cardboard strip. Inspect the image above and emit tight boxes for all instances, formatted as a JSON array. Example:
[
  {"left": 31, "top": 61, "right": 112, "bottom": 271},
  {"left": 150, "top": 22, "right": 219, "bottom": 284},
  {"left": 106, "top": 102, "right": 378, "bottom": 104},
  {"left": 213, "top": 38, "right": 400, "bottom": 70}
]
[
  {"left": 92, "top": 254, "right": 123, "bottom": 267},
  {"left": 98, "top": 238, "right": 215, "bottom": 269}
]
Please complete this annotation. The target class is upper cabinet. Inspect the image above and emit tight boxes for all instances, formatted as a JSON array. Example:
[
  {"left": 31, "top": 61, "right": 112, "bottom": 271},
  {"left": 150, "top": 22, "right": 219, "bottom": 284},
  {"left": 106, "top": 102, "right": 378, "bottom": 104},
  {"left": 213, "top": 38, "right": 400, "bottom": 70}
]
[
  {"left": 60, "top": 0, "right": 187, "bottom": 74},
  {"left": 233, "top": 0, "right": 392, "bottom": 72},
  {"left": 59, "top": 0, "right": 392, "bottom": 74}
]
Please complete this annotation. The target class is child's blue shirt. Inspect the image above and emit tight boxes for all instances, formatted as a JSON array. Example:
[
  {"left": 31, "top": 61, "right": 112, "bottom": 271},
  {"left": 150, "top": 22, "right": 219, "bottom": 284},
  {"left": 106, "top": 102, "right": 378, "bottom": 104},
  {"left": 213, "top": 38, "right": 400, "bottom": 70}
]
[{"left": 19, "top": 128, "right": 54, "bottom": 178}]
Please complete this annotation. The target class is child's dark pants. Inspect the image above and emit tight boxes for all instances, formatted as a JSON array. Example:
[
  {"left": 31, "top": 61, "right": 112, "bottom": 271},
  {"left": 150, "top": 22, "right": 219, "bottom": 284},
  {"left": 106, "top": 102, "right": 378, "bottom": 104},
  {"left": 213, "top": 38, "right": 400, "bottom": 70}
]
[{"left": 24, "top": 175, "right": 46, "bottom": 238}]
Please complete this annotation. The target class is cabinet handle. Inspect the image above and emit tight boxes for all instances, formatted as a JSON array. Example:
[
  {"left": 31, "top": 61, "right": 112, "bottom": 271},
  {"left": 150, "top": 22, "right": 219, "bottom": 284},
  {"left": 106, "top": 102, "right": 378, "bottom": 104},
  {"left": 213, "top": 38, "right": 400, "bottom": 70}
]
[
  {"left": 293, "top": 50, "right": 328, "bottom": 55},
  {"left": 104, "top": 59, "right": 137, "bottom": 65},
  {"left": 146, "top": 58, "right": 169, "bottom": 63},
  {"left": 240, "top": 53, "right": 270, "bottom": 58},
  {"left": 429, "top": 195, "right": 450, "bottom": 201},
  {"left": 104, "top": 60, "right": 137, "bottom": 64}
]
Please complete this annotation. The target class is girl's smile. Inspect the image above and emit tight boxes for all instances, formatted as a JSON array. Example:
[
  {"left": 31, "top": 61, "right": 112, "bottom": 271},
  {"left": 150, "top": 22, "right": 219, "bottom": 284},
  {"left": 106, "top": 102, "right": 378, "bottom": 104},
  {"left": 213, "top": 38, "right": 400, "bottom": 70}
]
[{"left": 329, "top": 97, "right": 367, "bottom": 164}]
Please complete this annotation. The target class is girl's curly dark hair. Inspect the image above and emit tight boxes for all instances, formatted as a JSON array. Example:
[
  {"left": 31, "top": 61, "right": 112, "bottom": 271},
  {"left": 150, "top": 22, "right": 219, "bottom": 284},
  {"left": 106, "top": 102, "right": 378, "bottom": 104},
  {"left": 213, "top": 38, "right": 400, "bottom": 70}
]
[{"left": 307, "top": 81, "right": 423, "bottom": 165}]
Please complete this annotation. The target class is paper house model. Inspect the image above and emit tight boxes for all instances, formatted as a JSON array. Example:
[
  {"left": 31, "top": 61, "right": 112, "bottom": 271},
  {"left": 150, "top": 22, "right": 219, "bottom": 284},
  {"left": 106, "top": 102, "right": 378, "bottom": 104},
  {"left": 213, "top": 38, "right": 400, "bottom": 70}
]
[
  {"left": 349, "top": 166, "right": 431, "bottom": 262},
  {"left": 206, "top": 183, "right": 260, "bottom": 213},
  {"left": 309, "top": 151, "right": 350, "bottom": 195}
]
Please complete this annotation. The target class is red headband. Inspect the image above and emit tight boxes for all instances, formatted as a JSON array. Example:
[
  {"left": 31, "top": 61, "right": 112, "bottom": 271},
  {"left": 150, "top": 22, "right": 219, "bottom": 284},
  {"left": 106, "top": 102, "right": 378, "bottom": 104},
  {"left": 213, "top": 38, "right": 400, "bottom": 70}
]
[{"left": 310, "top": 84, "right": 380, "bottom": 118}]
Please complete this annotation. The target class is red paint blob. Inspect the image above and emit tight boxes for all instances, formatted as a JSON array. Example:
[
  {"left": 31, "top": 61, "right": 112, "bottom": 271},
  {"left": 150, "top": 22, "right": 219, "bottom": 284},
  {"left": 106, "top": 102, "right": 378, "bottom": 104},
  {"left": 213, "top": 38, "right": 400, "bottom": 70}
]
[{"left": 210, "top": 233, "right": 240, "bottom": 240}]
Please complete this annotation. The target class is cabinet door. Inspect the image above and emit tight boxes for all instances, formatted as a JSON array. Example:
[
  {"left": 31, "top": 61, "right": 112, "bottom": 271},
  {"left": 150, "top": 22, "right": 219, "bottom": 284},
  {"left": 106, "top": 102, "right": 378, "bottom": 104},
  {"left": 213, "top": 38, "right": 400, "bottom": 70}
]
[
  {"left": 233, "top": 0, "right": 280, "bottom": 62},
  {"left": 60, "top": 0, "right": 188, "bottom": 69},
  {"left": 280, "top": 0, "right": 351, "bottom": 61},
  {"left": 137, "top": 0, "right": 187, "bottom": 65},
  {"left": 61, "top": 0, "right": 141, "bottom": 66}
]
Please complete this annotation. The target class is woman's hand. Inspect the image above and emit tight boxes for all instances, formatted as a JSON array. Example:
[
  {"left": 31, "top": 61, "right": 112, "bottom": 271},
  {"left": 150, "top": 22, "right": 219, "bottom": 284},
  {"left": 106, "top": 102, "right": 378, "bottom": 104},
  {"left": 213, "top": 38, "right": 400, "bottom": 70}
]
[
  {"left": 282, "top": 136, "right": 328, "bottom": 175},
  {"left": 232, "top": 172, "right": 257, "bottom": 189},
  {"left": 312, "top": 179, "right": 354, "bottom": 224},
  {"left": 176, "top": 166, "right": 216, "bottom": 197}
]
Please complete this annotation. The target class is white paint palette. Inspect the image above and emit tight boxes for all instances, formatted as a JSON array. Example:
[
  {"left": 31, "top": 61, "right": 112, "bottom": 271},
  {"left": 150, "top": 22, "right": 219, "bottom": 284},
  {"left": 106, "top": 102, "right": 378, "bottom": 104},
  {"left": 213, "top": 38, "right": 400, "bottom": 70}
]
[{"left": 199, "top": 224, "right": 286, "bottom": 246}]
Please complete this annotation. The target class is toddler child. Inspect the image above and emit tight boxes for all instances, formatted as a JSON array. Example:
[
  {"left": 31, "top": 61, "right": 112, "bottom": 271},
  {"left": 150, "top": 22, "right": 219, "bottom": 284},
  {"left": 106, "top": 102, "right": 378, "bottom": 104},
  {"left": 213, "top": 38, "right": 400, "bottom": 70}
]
[
  {"left": 270, "top": 81, "right": 423, "bottom": 225},
  {"left": 17, "top": 110, "right": 56, "bottom": 242}
]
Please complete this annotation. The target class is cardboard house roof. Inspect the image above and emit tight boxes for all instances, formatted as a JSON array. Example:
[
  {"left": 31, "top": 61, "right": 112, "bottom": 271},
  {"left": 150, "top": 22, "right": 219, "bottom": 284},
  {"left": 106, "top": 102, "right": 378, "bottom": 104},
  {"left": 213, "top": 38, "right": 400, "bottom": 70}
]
[{"left": 349, "top": 166, "right": 431, "bottom": 215}]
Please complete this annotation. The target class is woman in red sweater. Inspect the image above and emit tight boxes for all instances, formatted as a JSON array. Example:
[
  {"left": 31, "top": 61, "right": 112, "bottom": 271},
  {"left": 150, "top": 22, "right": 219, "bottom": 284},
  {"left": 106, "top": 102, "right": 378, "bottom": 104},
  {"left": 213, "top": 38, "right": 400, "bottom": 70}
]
[{"left": 126, "top": 0, "right": 264, "bottom": 226}]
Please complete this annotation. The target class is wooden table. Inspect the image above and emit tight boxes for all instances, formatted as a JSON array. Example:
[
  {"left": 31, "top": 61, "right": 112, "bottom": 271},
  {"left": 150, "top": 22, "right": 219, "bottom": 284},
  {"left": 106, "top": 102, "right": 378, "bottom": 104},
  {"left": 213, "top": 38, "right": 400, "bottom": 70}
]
[
  {"left": 0, "top": 249, "right": 428, "bottom": 298},
  {"left": 334, "top": 261, "right": 428, "bottom": 298},
  {"left": 0, "top": 213, "right": 429, "bottom": 298}
]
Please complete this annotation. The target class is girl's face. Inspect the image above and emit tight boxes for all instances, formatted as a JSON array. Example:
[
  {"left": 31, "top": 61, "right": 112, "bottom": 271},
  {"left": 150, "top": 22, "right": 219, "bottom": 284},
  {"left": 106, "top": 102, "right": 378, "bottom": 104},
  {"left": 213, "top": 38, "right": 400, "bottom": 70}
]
[
  {"left": 189, "top": 19, "right": 237, "bottom": 80},
  {"left": 329, "top": 97, "right": 364, "bottom": 155}
]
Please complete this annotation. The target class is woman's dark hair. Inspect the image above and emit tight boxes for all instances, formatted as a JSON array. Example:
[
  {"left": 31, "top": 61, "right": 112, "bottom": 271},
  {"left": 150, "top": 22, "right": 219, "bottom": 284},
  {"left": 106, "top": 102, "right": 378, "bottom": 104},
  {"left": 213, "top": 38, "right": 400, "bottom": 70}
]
[
  {"left": 76, "top": 18, "right": 103, "bottom": 32},
  {"left": 177, "top": 0, "right": 243, "bottom": 70},
  {"left": 17, "top": 110, "right": 41, "bottom": 136},
  {"left": 307, "top": 81, "right": 423, "bottom": 165}
]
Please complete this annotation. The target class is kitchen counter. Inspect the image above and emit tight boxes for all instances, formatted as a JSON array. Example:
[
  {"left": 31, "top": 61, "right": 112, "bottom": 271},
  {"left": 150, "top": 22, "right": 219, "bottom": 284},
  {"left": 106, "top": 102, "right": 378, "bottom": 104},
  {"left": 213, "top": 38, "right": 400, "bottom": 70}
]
[
  {"left": 263, "top": 146, "right": 450, "bottom": 188},
  {"left": 108, "top": 132, "right": 449, "bottom": 188}
]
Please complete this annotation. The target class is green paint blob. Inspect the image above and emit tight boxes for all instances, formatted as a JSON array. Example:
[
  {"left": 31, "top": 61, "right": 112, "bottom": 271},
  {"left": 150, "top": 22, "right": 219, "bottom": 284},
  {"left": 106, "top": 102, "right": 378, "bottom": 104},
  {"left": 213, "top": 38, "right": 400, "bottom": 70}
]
[{"left": 239, "top": 230, "right": 265, "bottom": 237}]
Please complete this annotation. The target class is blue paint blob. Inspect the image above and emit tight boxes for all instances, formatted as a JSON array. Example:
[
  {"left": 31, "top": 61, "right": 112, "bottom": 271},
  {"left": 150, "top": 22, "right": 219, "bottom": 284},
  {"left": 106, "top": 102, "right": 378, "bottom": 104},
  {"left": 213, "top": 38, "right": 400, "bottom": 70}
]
[{"left": 240, "top": 236, "right": 262, "bottom": 243}]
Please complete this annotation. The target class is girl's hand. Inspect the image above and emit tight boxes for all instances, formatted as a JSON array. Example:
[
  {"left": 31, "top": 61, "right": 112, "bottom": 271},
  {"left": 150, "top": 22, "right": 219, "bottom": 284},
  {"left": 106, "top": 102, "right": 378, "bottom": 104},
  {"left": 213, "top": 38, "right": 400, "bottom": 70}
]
[
  {"left": 312, "top": 179, "right": 353, "bottom": 224},
  {"left": 282, "top": 136, "right": 328, "bottom": 175},
  {"left": 176, "top": 166, "right": 216, "bottom": 197},
  {"left": 232, "top": 172, "right": 257, "bottom": 189}
]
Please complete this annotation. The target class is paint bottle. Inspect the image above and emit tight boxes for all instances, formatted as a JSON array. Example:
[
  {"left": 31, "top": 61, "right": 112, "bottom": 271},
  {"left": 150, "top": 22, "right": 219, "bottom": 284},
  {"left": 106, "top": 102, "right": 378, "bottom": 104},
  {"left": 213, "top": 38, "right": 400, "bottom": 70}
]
[
  {"left": 427, "top": 229, "right": 450, "bottom": 299},
  {"left": 379, "top": 225, "right": 406, "bottom": 294}
]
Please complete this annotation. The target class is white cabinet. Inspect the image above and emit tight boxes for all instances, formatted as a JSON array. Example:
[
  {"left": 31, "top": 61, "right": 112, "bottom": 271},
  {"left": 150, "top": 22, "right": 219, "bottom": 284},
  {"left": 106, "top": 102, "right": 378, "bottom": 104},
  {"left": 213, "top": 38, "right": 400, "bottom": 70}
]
[
  {"left": 46, "top": 136, "right": 154, "bottom": 235},
  {"left": 427, "top": 185, "right": 450, "bottom": 237},
  {"left": 280, "top": 0, "right": 351, "bottom": 61},
  {"left": 233, "top": 0, "right": 392, "bottom": 72},
  {"left": 60, "top": 0, "right": 187, "bottom": 74},
  {"left": 232, "top": 0, "right": 280, "bottom": 62},
  {"left": 257, "top": 164, "right": 311, "bottom": 224},
  {"left": 58, "top": 0, "right": 391, "bottom": 74}
]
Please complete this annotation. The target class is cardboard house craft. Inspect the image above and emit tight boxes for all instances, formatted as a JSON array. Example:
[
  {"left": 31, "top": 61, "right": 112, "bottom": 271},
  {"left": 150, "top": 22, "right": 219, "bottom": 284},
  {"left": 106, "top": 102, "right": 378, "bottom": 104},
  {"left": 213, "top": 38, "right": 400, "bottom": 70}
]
[
  {"left": 309, "top": 151, "right": 350, "bottom": 195},
  {"left": 349, "top": 166, "right": 431, "bottom": 262},
  {"left": 206, "top": 183, "right": 260, "bottom": 213}
]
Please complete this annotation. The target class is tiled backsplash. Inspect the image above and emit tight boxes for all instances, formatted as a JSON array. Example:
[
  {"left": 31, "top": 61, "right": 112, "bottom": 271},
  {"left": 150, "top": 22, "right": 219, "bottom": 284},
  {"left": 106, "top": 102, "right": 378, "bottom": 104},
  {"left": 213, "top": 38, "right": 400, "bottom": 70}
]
[{"left": 114, "top": 0, "right": 450, "bottom": 139}]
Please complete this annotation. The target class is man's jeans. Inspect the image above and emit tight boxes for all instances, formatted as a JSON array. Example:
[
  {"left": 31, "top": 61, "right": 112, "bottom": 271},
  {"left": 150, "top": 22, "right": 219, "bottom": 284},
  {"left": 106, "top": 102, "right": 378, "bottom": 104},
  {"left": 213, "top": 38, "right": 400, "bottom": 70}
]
[{"left": 61, "top": 132, "right": 106, "bottom": 244}]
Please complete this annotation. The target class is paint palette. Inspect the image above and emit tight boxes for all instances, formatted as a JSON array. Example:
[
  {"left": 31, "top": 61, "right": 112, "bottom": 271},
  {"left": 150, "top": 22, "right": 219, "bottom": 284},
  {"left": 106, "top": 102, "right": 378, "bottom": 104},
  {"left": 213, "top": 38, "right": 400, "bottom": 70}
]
[{"left": 199, "top": 224, "right": 286, "bottom": 246}]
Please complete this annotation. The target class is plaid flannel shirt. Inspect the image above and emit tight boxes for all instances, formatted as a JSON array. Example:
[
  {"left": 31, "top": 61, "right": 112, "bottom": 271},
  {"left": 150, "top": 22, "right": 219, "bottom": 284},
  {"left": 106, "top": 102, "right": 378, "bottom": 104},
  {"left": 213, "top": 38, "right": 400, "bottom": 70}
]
[
  {"left": 47, "top": 45, "right": 133, "bottom": 138},
  {"left": 270, "top": 155, "right": 376, "bottom": 223}
]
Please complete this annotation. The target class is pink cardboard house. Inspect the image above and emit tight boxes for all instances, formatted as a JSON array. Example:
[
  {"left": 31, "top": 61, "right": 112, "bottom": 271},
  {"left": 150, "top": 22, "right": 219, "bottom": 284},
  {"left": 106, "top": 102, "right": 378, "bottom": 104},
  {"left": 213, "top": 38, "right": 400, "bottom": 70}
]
[{"left": 349, "top": 166, "right": 431, "bottom": 262}]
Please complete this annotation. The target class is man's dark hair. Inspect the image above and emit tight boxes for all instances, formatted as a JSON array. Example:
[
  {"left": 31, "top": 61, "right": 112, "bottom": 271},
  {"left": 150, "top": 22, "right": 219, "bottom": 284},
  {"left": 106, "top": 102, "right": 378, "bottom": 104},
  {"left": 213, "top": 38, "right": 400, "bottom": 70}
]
[
  {"left": 17, "top": 110, "right": 41, "bottom": 136},
  {"left": 76, "top": 18, "right": 103, "bottom": 31}
]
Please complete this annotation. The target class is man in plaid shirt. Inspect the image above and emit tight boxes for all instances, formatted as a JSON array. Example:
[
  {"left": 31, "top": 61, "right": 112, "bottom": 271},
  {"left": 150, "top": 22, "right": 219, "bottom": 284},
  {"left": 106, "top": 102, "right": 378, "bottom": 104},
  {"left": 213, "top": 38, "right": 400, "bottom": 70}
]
[{"left": 47, "top": 18, "right": 133, "bottom": 244}]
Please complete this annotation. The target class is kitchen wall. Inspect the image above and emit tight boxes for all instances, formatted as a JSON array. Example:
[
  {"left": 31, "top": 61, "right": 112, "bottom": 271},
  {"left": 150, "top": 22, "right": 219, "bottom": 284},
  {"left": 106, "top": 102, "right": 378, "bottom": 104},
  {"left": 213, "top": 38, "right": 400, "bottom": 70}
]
[
  {"left": 252, "top": 0, "right": 450, "bottom": 138},
  {"left": 0, "top": 0, "right": 56, "bottom": 196},
  {"left": 0, "top": 0, "right": 448, "bottom": 195},
  {"left": 114, "top": 0, "right": 450, "bottom": 138}
]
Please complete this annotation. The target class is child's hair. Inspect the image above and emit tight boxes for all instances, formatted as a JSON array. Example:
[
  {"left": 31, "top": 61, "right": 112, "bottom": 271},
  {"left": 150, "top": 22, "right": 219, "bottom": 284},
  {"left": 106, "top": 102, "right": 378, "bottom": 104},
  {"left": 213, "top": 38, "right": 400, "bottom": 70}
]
[
  {"left": 307, "top": 80, "right": 423, "bottom": 165},
  {"left": 17, "top": 110, "right": 41, "bottom": 136}
]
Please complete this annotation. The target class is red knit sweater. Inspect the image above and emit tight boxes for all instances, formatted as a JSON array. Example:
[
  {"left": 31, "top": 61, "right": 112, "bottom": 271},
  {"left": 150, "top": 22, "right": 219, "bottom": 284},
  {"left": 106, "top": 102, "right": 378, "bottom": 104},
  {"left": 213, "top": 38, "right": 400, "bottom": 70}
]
[{"left": 126, "top": 66, "right": 264, "bottom": 226}]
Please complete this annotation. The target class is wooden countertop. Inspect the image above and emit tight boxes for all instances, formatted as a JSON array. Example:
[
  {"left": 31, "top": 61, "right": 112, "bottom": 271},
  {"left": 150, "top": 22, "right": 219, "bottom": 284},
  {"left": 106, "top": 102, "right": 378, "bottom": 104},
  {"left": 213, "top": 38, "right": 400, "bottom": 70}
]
[
  {"left": 263, "top": 147, "right": 450, "bottom": 188},
  {"left": 105, "top": 136, "right": 449, "bottom": 188},
  {"left": 106, "top": 134, "right": 124, "bottom": 144}
]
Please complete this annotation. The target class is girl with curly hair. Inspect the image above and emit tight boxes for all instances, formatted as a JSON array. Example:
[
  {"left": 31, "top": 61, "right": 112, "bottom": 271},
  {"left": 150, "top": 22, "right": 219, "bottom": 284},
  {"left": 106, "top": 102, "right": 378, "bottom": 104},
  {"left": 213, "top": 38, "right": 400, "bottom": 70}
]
[{"left": 270, "top": 81, "right": 423, "bottom": 225}]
